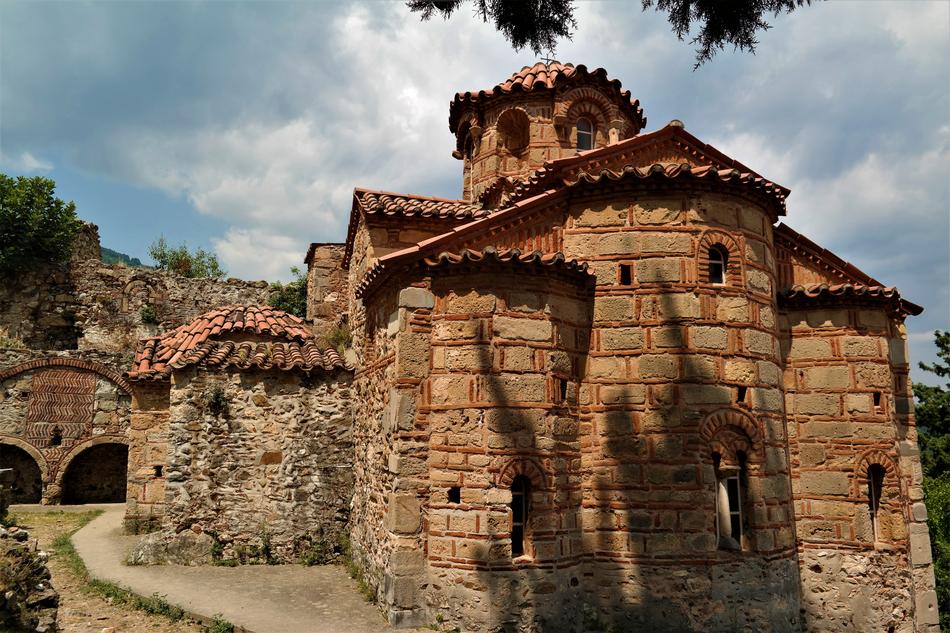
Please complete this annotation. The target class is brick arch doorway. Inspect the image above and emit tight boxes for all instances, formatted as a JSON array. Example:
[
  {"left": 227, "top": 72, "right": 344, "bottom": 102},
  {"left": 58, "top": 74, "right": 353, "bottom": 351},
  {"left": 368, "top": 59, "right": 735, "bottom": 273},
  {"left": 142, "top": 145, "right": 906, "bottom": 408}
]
[
  {"left": 0, "top": 443, "right": 43, "bottom": 503},
  {"left": 61, "top": 443, "right": 129, "bottom": 504}
]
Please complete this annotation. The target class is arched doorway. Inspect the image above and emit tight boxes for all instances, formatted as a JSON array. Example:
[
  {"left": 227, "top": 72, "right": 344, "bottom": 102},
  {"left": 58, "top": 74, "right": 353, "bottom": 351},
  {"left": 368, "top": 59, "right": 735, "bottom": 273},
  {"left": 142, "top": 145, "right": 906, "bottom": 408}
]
[
  {"left": 61, "top": 443, "right": 129, "bottom": 504},
  {"left": 0, "top": 444, "right": 43, "bottom": 503}
]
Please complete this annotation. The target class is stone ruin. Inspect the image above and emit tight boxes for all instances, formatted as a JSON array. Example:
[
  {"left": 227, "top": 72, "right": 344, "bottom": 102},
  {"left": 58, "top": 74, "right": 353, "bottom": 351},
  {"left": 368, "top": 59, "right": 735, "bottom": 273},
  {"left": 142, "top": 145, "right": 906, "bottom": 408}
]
[{"left": 0, "top": 61, "right": 940, "bottom": 632}]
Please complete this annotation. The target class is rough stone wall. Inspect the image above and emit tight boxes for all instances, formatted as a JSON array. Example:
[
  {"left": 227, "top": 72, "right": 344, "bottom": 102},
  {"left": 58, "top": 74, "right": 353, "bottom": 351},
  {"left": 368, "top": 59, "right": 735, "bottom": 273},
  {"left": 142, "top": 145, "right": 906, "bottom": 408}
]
[
  {"left": 157, "top": 367, "right": 353, "bottom": 563},
  {"left": 0, "top": 348, "right": 132, "bottom": 505},
  {"left": 349, "top": 285, "right": 401, "bottom": 612},
  {"left": 0, "top": 229, "right": 270, "bottom": 354},
  {"left": 125, "top": 380, "right": 171, "bottom": 532},
  {"left": 305, "top": 243, "right": 347, "bottom": 325},
  {"left": 780, "top": 305, "right": 939, "bottom": 631}
]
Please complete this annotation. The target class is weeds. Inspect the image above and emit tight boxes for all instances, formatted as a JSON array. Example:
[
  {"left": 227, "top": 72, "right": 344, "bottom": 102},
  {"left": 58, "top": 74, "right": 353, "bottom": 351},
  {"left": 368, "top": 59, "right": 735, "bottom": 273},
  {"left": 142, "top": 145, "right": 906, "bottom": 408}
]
[
  {"left": 140, "top": 304, "right": 158, "bottom": 324},
  {"left": 203, "top": 615, "right": 236, "bottom": 633},
  {"left": 203, "top": 382, "right": 229, "bottom": 417}
]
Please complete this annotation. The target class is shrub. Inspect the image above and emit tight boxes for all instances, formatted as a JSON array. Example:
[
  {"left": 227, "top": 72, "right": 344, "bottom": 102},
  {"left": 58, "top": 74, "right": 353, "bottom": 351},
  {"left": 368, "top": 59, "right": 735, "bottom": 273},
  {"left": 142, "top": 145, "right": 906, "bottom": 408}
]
[
  {"left": 0, "top": 174, "right": 82, "bottom": 274},
  {"left": 148, "top": 236, "right": 225, "bottom": 279},
  {"left": 0, "top": 326, "right": 26, "bottom": 350},
  {"left": 140, "top": 304, "right": 158, "bottom": 325},
  {"left": 268, "top": 267, "right": 307, "bottom": 318},
  {"left": 203, "top": 383, "right": 229, "bottom": 418},
  {"left": 324, "top": 323, "right": 352, "bottom": 354}
]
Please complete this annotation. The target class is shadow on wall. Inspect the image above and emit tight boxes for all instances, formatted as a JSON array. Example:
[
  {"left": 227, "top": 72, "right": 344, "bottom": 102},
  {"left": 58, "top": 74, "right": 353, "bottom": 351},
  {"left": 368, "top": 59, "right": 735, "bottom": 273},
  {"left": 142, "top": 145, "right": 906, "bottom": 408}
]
[
  {"left": 0, "top": 444, "right": 43, "bottom": 503},
  {"left": 61, "top": 443, "right": 128, "bottom": 504}
]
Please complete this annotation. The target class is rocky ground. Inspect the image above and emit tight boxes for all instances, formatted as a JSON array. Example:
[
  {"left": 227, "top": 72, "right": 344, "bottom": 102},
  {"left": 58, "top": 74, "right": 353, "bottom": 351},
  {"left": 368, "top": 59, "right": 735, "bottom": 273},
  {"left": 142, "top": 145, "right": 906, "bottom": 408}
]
[{"left": 9, "top": 510, "right": 205, "bottom": 633}]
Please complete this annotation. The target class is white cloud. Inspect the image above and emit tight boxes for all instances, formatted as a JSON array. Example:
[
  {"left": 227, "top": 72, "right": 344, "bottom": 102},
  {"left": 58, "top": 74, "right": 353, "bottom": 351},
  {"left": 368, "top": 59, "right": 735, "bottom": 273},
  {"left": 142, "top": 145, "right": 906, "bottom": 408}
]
[
  {"left": 212, "top": 227, "right": 305, "bottom": 282},
  {"left": 0, "top": 151, "right": 53, "bottom": 173}
]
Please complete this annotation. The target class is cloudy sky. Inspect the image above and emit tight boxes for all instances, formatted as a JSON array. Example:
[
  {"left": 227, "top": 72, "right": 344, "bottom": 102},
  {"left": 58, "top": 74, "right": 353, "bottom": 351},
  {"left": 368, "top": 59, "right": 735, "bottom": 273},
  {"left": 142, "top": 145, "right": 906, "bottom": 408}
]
[{"left": 1, "top": 1, "right": 947, "bottom": 383}]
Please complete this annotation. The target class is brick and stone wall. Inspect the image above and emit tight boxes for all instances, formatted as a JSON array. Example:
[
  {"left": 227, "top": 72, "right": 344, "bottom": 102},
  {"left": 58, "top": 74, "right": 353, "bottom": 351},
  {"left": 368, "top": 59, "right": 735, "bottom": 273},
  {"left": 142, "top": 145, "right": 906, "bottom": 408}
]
[
  {"left": 780, "top": 304, "right": 939, "bottom": 631},
  {"left": 129, "top": 367, "right": 354, "bottom": 564},
  {"left": 0, "top": 349, "right": 132, "bottom": 505}
]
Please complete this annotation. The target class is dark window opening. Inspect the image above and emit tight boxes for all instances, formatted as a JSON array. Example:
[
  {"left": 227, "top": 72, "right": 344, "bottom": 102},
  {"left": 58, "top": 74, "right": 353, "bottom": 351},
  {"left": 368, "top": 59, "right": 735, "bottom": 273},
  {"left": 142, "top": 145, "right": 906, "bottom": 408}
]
[
  {"left": 709, "top": 245, "right": 728, "bottom": 284},
  {"left": 510, "top": 475, "right": 531, "bottom": 558},
  {"left": 619, "top": 263, "right": 632, "bottom": 285},
  {"left": 448, "top": 486, "right": 461, "bottom": 504},
  {"left": 153, "top": 465, "right": 164, "bottom": 478},
  {"left": 576, "top": 117, "right": 594, "bottom": 151},
  {"left": 737, "top": 386, "right": 747, "bottom": 403},
  {"left": 50, "top": 426, "right": 62, "bottom": 447},
  {"left": 868, "top": 464, "right": 885, "bottom": 541},
  {"left": 873, "top": 391, "right": 883, "bottom": 410},
  {"left": 558, "top": 378, "right": 569, "bottom": 403}
]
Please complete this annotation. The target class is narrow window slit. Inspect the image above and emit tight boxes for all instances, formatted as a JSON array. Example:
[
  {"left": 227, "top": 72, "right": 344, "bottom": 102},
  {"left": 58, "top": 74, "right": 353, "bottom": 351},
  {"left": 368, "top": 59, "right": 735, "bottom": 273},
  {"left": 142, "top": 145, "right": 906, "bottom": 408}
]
[
  {"left": 448, "top": 486, "right": 461, "bottom": 504},
  {"left": 619, "top": 264, "right": 632, "bottom": 285},
  {"left": 737, "top": 386, "right": 747, "bottom": 403},
  {"left": 708, "top": 245, "right": 728, "bottom": 285},
  {"left": 868, "top": 464, "right": 885, "bottom": 541},
  {"left": 50, "top": 426, "right": 62, "bottom": 447},
  {"left": 873, "top": 391, "right": 882, "bottom": 410},
  {"left": 510, "top": 475, "right": 531, "bottom": 558},
  {"left": 153, "top": 465, "right": 164, "bottom": 478}
]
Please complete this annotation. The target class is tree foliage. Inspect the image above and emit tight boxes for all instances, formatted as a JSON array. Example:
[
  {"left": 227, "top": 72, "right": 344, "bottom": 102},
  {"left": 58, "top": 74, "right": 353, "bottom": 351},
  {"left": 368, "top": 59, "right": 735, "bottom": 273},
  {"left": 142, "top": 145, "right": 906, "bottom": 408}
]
[
  {"left": 0, "top": 174, "right": 82, "bottom": 275},
  {"left": 407, "top": 0, "right": 813, "bottom": 67},
  {"left": 916, "top": 330, "right": 950, "bottom": 630},
  {"left": 148, "top": 236, "right": 225, "bottom": 279},
  {"left": 268, "top": 267, "right": 308, "bottom": 318}
]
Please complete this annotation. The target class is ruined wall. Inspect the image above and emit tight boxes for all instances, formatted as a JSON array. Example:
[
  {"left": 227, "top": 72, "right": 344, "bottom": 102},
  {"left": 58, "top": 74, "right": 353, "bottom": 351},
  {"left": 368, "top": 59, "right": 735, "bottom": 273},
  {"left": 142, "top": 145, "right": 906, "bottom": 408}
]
[
  {"left": 0, "top": 348, "right": 132, "bottom": 505},
  {"left": 780, "top": 304, "right": 939, "bottom": 631},
  {"left": 158, "top": 367, "right": 353, "bottom": 563},
  {"left": 0, "top": 230, "right": 270, "bottom": 354},
  {"left": 305, "top": 243, "right": 347, "bottom": 325}
]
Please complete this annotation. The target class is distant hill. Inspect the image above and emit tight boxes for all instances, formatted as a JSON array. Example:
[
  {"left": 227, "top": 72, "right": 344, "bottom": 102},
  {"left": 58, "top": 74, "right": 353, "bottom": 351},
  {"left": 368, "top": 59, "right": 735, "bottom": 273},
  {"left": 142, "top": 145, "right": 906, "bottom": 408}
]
[{"left": 101, "top": 246, "right": 150, "bottom": 268}]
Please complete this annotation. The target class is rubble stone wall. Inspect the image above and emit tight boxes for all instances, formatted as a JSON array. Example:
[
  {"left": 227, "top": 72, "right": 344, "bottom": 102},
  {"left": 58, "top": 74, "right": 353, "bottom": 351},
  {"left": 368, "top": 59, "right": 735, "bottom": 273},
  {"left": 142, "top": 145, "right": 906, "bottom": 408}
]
[{"left": 157, "top": 367, "right": 354, "bottom": 563}]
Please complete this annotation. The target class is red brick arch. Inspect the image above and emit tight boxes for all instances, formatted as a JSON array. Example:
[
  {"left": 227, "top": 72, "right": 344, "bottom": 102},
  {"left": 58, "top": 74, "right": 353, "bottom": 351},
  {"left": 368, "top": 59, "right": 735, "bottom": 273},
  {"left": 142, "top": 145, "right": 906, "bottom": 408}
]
[
  {"left": 700, "top": 408, "right": 763, "bottom": 464},
  {"left": 0, "top": 357, "right": 131, "bottom": 395},
  {"left": 496, "top": 457, "right": 551, "bottom": 492},
  {"left": 697, "top": 229, "right": 743, "bottom": 287},
  {"left": 853, "top": 449, "right": 899, "bottom": 497}
]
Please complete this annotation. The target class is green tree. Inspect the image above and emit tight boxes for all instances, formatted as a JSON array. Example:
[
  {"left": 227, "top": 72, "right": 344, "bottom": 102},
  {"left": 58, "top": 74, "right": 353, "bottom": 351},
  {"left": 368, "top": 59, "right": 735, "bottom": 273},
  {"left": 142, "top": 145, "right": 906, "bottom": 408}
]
[
  {"left": 916, "top": 330, "right": 950, "bottom": 630},
  {"left": 148, "top": 236, "right": 225, "bottom": 279},
  {"left": 268, "top": 267, "right": 308, "bottom": 318},
  {"left": 407, "top": 0, "right": 814, "bottom": 67},
  {"left": 0, "top": 174, "right": 82, "bottom": 275}
]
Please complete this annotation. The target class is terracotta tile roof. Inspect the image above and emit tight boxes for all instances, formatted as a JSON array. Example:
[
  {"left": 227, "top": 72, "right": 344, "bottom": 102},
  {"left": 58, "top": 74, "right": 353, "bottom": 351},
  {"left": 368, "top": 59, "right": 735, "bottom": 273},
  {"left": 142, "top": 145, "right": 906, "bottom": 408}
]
[
  {"left": 127, "top": 305, "right": 349, "bottom": 379},
  {"left": 342, "top": 188, "right": 490, "bottom": 270},
  {"left": 779, "top": 283, "right": 923, "bottom": 316},
  {"left": 775, "top": 223, "right": 880, "bottom": 286},
  {"left": 356, "top": 245, "right": 590, "bottom": 299},
  {"left": 500, "top": 123, "right": 789, "bottom": 216},
  {"left": 355, "top": 188, "right": 485, "bottom": 220},
  {"left": 450, "top": 61, "right": 646, "bottom": 134}
]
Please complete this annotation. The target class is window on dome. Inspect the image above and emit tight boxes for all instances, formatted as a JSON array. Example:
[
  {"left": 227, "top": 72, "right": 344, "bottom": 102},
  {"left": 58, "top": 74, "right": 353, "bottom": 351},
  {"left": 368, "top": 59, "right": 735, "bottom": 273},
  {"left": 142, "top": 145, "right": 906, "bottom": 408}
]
[
  {"left": 709, "top": 245, "right": 728, "bottom": 284},
  {"left": 576, "top": 117, "right": 594, "bottom": 151}
]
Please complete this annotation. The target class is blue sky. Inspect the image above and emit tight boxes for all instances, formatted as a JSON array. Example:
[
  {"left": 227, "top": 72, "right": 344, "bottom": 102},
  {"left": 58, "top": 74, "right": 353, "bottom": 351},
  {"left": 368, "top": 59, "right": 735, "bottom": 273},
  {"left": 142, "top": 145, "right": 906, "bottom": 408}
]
[{"left": 1, "top": 1, "right": 947, "bottom": 383}]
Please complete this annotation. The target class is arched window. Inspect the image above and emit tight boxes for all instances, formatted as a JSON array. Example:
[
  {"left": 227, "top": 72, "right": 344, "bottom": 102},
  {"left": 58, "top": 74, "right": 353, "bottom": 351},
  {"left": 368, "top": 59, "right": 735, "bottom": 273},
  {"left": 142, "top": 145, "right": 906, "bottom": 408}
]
[
  {"left": 576, "top": 117, "right": 594, "bottom": 151},
  {"left": 715, "top": 452, "right": 747, "bottom": 550},
  {"left": 510, "top": 475, "right": 531, "bottom": 557},
  {"left": 708, "top": 245, "right": 728, "bottom": 284},
  {"left": 868, "top": 464, "right": 885, "bottom": 541},
  {"left": 497, "top": 109, "right": 530, "bottom": 155}
]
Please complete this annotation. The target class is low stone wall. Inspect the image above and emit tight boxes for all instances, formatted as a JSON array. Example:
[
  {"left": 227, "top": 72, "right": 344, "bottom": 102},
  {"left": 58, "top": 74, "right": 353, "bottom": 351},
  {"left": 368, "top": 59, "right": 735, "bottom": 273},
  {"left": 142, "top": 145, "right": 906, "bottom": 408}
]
[{"left": 156, "top": 367, "right": 354, "bottom": 564}]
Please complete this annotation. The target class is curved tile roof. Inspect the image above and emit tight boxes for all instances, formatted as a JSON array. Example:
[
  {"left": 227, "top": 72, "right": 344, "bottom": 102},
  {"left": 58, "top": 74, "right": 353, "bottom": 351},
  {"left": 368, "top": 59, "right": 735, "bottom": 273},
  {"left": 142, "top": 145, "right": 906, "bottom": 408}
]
[
  {"left": 127, "top": 305, "right": 349, "bottom": 379},
  {"left": 449, "top": 61, "right": 646, "bottom": 134},
  {"left": 779, "top": 283, "right": 922, "bottom": 316},
  {"left": 356, "top": 188, "right": 486, "bottom": 220},
  {"left": 357, "top": 246, "right": 590, "bottom": 299}
]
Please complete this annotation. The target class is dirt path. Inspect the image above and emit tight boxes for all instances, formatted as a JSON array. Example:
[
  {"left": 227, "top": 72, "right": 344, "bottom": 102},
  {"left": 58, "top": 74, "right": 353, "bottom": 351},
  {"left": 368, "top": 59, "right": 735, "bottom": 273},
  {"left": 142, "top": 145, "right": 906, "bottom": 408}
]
[{"left": 10, "top": 509, "right": 205, "bottom": 633}]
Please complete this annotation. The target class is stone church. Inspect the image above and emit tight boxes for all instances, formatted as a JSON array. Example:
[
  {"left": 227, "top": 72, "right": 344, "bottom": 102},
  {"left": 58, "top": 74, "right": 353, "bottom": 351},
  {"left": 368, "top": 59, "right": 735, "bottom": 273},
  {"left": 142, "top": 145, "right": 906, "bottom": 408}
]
[{"left": 0, "top": 62, "right": 939, "bottom": 632}]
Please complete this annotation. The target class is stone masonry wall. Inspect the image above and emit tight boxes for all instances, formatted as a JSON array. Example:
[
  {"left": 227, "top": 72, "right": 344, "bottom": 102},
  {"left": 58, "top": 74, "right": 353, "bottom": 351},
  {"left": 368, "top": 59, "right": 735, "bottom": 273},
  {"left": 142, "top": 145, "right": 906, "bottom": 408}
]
[
  {"left": 780, "top": 304, "right": 939, "bottom": 631},
  {"left": 0, "top": 233, "right": 270, "bottom": 354},
  {"left": 305, "top": 243, "right": 347, "bottom": 326},
  {"left": 159, "top": 367, "right": 353, "bottom": 563}
]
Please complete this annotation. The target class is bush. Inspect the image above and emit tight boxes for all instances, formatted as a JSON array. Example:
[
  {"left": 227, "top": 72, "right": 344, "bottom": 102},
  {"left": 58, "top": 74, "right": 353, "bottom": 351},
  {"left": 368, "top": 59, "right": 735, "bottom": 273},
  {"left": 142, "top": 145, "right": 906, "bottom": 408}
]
[
  {"left": 268, "top": 267, "right": 307, "bottom": 318},
  {"left": 140, "top": 304, "right": 158, "bottom": 325},
  {"left": 148, "top": 236, "right": 225, "bottom": 279},
  {"left": 0, "top": 326, "right": 26, "bottom": 350},
  {"left": 0, "top": 174, "right": 82, "bottom": 274},
  {"left": 324, "top": 323, "right": 352, "bottom": 354}
]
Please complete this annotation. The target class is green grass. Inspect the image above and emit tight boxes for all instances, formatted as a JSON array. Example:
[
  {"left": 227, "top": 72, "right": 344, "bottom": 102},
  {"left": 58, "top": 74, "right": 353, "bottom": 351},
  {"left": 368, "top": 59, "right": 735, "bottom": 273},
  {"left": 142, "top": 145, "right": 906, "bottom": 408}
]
[{"left": 46, "top": 510, "right": 237, "bottom": 632}]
